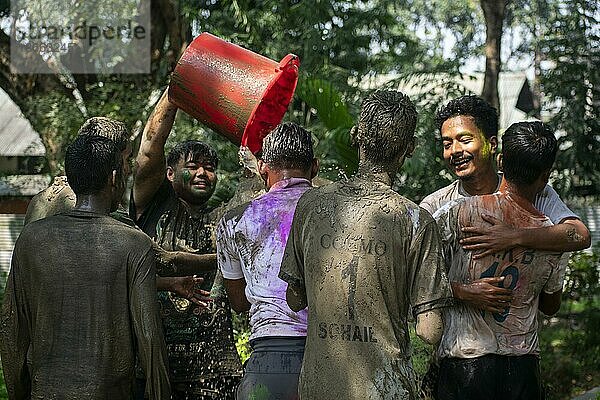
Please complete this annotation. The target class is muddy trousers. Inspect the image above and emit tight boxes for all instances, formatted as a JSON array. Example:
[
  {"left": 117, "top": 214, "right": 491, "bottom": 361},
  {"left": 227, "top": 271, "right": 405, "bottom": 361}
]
[
  {"left": 236, "top": 336, "right": 306, "bottom": 400},
  {"left": 437, "top": 354, "right": 541, "bottom": 400}
]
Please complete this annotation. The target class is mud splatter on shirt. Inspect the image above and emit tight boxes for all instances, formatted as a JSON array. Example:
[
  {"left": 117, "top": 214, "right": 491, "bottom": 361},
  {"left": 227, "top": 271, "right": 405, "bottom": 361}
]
[
  {"left": 217, "top": 178, "right": 310, "bottom": 340},
  {"left": 133, "top": 179, "right": 242, "bottom": 399},
  {"left": 0, "top": 212, "right": 170, "bottom": 399},
  {"left": 279, "top": 177, "right": 453, "bottom": 400},
  {"left": 434, "top": 192, "right": 566, "bottom": 358}
]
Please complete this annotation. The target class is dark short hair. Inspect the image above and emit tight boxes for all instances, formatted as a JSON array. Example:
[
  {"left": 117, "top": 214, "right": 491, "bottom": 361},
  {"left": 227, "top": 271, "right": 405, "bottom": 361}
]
[
  {"left": 354, "top": 90, "right": 417, "bottom": 164},
  {"left": 166, "top": 140, "right": 219, "bottom": 169},
  {"left": 261, "top": 122, "right": 314, "bottom": 171},
  {"left": 65, "top": 135, "right": 123, "bottom": 195},
  {"left": 502, "top": 121, "right": 558, "bottom": 185},
  {"left": 436, "top": 95, "right": 498, "bottom": 139},
  {"left": 77, "top": 117, "right": 129, "bottom": 152}
]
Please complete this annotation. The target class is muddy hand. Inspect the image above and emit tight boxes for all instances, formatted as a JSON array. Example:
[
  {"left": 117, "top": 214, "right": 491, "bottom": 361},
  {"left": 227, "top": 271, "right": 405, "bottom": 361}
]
[
  {"left": 173, "top": 276, "right": 212, "bottom": 308},
  {"left": 452, "top": 277, "right": 513, "bottom": 313},
  {"left": 460, "top": 214, "right": 518, "bottom": 259}
]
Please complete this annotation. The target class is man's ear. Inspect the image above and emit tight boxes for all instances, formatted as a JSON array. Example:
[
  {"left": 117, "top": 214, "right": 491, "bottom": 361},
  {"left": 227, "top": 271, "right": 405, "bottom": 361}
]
[
  {"left": 497, "top": 153, "right": 503, "bottom": 171},
  {"left": 166, "top": 166, "right": 175, "bottom": 182},
  {"left": 310, "top": 158, "right": 320, "bottom": 179},
  {"left": 350, "top": 126, "right": 359, "bottom": 147},
  {"left": 257, "top": 159, "right": 269, "bottom": 187},
  {"left": 490, "top": 136, "right": 499, "bottom": 153},
  {"left": 405, "top": 137, "right": 416, "bottom": 158},
  {"left": 258, "top": 159, "right": 268, "bottom": 176}
]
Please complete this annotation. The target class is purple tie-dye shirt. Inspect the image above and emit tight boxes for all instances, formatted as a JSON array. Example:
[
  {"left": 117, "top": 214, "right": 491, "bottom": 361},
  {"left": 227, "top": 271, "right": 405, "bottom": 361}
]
[{"left": 217, "top": 178, "right": 311, "bottom": 340}]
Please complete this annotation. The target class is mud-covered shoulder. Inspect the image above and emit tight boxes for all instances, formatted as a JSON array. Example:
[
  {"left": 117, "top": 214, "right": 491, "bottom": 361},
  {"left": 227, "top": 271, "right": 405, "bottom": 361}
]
[
  {"left": 220, "top": 200, "right": 253, "bottom": 225},
  {"left": 419, "top": 180, "right": 460, "bottom": 215},
  {"left": 293, "top": 183, "right": 332, "bottom": 210}
]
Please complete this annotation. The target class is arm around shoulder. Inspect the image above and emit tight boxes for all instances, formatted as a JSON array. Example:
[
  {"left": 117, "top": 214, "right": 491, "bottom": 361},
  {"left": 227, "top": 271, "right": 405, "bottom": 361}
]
[{"left": 513, "top": 217, "right": 590, "bottom": 253}]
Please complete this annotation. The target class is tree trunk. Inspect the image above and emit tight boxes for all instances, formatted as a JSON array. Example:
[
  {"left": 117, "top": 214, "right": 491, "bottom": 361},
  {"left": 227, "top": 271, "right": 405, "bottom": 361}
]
[{"left": 480, "top": 0, "right": 508, "bottom": 116}]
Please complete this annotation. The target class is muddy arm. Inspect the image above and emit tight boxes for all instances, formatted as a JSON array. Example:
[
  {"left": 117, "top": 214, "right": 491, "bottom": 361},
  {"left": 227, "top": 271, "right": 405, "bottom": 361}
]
[{"left": 133, "top": 89, "right": 178, "bottom": 219}]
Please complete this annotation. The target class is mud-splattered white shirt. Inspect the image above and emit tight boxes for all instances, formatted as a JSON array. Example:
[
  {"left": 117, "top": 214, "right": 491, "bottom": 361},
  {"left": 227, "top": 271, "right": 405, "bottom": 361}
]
[
  {"left": 434, "top": 192, "right": 566, "bottom": 358},
  {"left": 279, "top": 177, "right": 453, "bottom": 400},
  {"left": 217, "top": 178, "right": 310, "bottom": 340},
  {"left": 420, "top": 174, "right": 578, "bottom": 224}
]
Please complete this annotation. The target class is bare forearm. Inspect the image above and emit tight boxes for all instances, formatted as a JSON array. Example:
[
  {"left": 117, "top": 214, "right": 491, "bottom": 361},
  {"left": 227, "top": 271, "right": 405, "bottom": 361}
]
[
  {"left": 286, "top": 285, "right": 307, "bottom": 312},
  {"left": 157, "top": 251, "right": 217, "bottom": 277},
  {"left": 416, "top": 310, "right": 443, "bottom": 345},
  {"left": 224, "top": 278, "right": 251, "bottom": 313},
  {"left": 156, "top": 276, "right": 178, "bottom": 291},
  {"left": 133, "top": 89, "right": 178, "bottom": 214},
  {"left": 539, "top": 290, "right": 562, "bottom": 316},
  {"left": 515, "top": 221, "right": 591, "bottom": 252}
]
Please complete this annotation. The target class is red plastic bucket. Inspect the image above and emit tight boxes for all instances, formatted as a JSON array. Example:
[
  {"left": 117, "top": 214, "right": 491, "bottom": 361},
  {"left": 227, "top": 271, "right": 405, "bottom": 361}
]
[{"left": 169, "top": 32, "right": 300, "bottom": 154}]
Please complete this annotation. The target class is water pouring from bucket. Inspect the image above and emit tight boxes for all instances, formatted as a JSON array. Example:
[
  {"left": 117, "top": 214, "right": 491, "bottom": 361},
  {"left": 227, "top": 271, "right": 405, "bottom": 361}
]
[{"left": 168, "top": 32, "right": 300, "bottom": 154}]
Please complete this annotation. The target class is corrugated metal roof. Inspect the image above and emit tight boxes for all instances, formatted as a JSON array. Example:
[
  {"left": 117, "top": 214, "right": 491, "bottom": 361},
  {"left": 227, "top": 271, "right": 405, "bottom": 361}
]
[
  {"left": 0, "top": 213, "right": 25, "bottom": 282},
  {"left": 0, "top": 87, "right": 46, "bottom": 156},
  {"left": 0, "top": 174, "right": 51, "bottom": 196}
]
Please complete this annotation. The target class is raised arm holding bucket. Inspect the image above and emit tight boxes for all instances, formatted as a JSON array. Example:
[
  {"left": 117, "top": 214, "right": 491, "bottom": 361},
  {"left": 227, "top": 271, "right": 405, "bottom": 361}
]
[
  {"left": 168, "top": 32, "right": 300, "bottom": 154},
  {"left": 131, "top": 32, "right": 301, "bottom": 400}
]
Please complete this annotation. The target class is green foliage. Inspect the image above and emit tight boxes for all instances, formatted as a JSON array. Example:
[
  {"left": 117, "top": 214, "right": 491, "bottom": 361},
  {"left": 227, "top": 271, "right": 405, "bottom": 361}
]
[
  {"left": 232, "top": 311, "right": 252, "bottom": 364},
  {"left": 539, "top": 0, "right": 600, "bottom": 196},
  {"left": 539, "top": 248, "right": 600, "bottom": 399},
  {"left": 294, "top": 76, "right": 358, "bottom": 179}
]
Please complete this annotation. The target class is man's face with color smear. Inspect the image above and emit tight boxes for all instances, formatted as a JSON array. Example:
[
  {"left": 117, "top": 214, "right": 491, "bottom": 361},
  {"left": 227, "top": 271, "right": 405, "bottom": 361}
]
[
  {"left": 441, "top": 115, "right": 497, "bottom": 181},
  {"left": 169, "top": 155, "right": 217, "bottom": 206}
]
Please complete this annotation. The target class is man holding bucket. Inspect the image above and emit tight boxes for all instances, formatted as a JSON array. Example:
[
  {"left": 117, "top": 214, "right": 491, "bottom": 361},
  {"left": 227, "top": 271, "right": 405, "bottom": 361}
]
[
  {"left": 216, "top": 122, "right": 319, "bottom": 400},
  {"left": 131, "top": 90, "right": 242, "bottom": 399}
]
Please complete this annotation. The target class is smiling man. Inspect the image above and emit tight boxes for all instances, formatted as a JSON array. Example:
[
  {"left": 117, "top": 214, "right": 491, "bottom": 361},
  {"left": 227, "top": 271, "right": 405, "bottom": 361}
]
[
  {"left": 421, "top": 95, "right": 590, "bottom": 309},
  {"left": 131, "top": 90, "right": 242, "bottom": 399},
  {"left": 419, "top": 95, "right": 590, "bottom": 398}
]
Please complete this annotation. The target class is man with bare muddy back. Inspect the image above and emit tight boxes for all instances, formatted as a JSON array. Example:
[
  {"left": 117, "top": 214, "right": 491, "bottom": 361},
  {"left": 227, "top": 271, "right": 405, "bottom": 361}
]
[
  {"left": 0, "top": 133, "right": 170, "bottom": 399},
  {"left": 279, "top": 90, "right": 454, "bottom": 400},
  {"left": 131, "top": 90, "right": 242, "bottom": 399}
]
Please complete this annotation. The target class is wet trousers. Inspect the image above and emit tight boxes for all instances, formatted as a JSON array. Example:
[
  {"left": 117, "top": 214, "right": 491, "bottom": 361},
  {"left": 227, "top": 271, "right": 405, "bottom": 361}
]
[
  {"left": 236, "top": 336, "right": 306, "bottom": 400},
  {"left": 437, "top": 354, "right": 541, "bottom": 400}
]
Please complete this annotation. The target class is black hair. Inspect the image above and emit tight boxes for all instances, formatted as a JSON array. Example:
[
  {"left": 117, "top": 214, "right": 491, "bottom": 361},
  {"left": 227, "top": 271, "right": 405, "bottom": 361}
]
[
  {"left": 65, "top": 135, "right": 123, "bottom": 195},
  {"left": 502, "top": 121, "right": 558, "bottom": 185},
  {"left": 435, "top": 95, "right": 498, "bottom": 139},
  {"left": 77, "top": 117, "right": 129, "bottom": 152},
  {"left": 166, "top": 140, "right": 219, "bottom": 169},
  {"left": 354, "top": 90, "right": 417, "bottom": 164},
  {"left": 261, "top": 122, "right": 314, "bottom": 171}
]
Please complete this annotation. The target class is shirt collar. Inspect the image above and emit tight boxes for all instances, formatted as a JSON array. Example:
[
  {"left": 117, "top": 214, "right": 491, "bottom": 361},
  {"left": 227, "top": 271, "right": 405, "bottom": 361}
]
[{"left": 269, "top": 177, "right": 312, "bottom": 192}]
